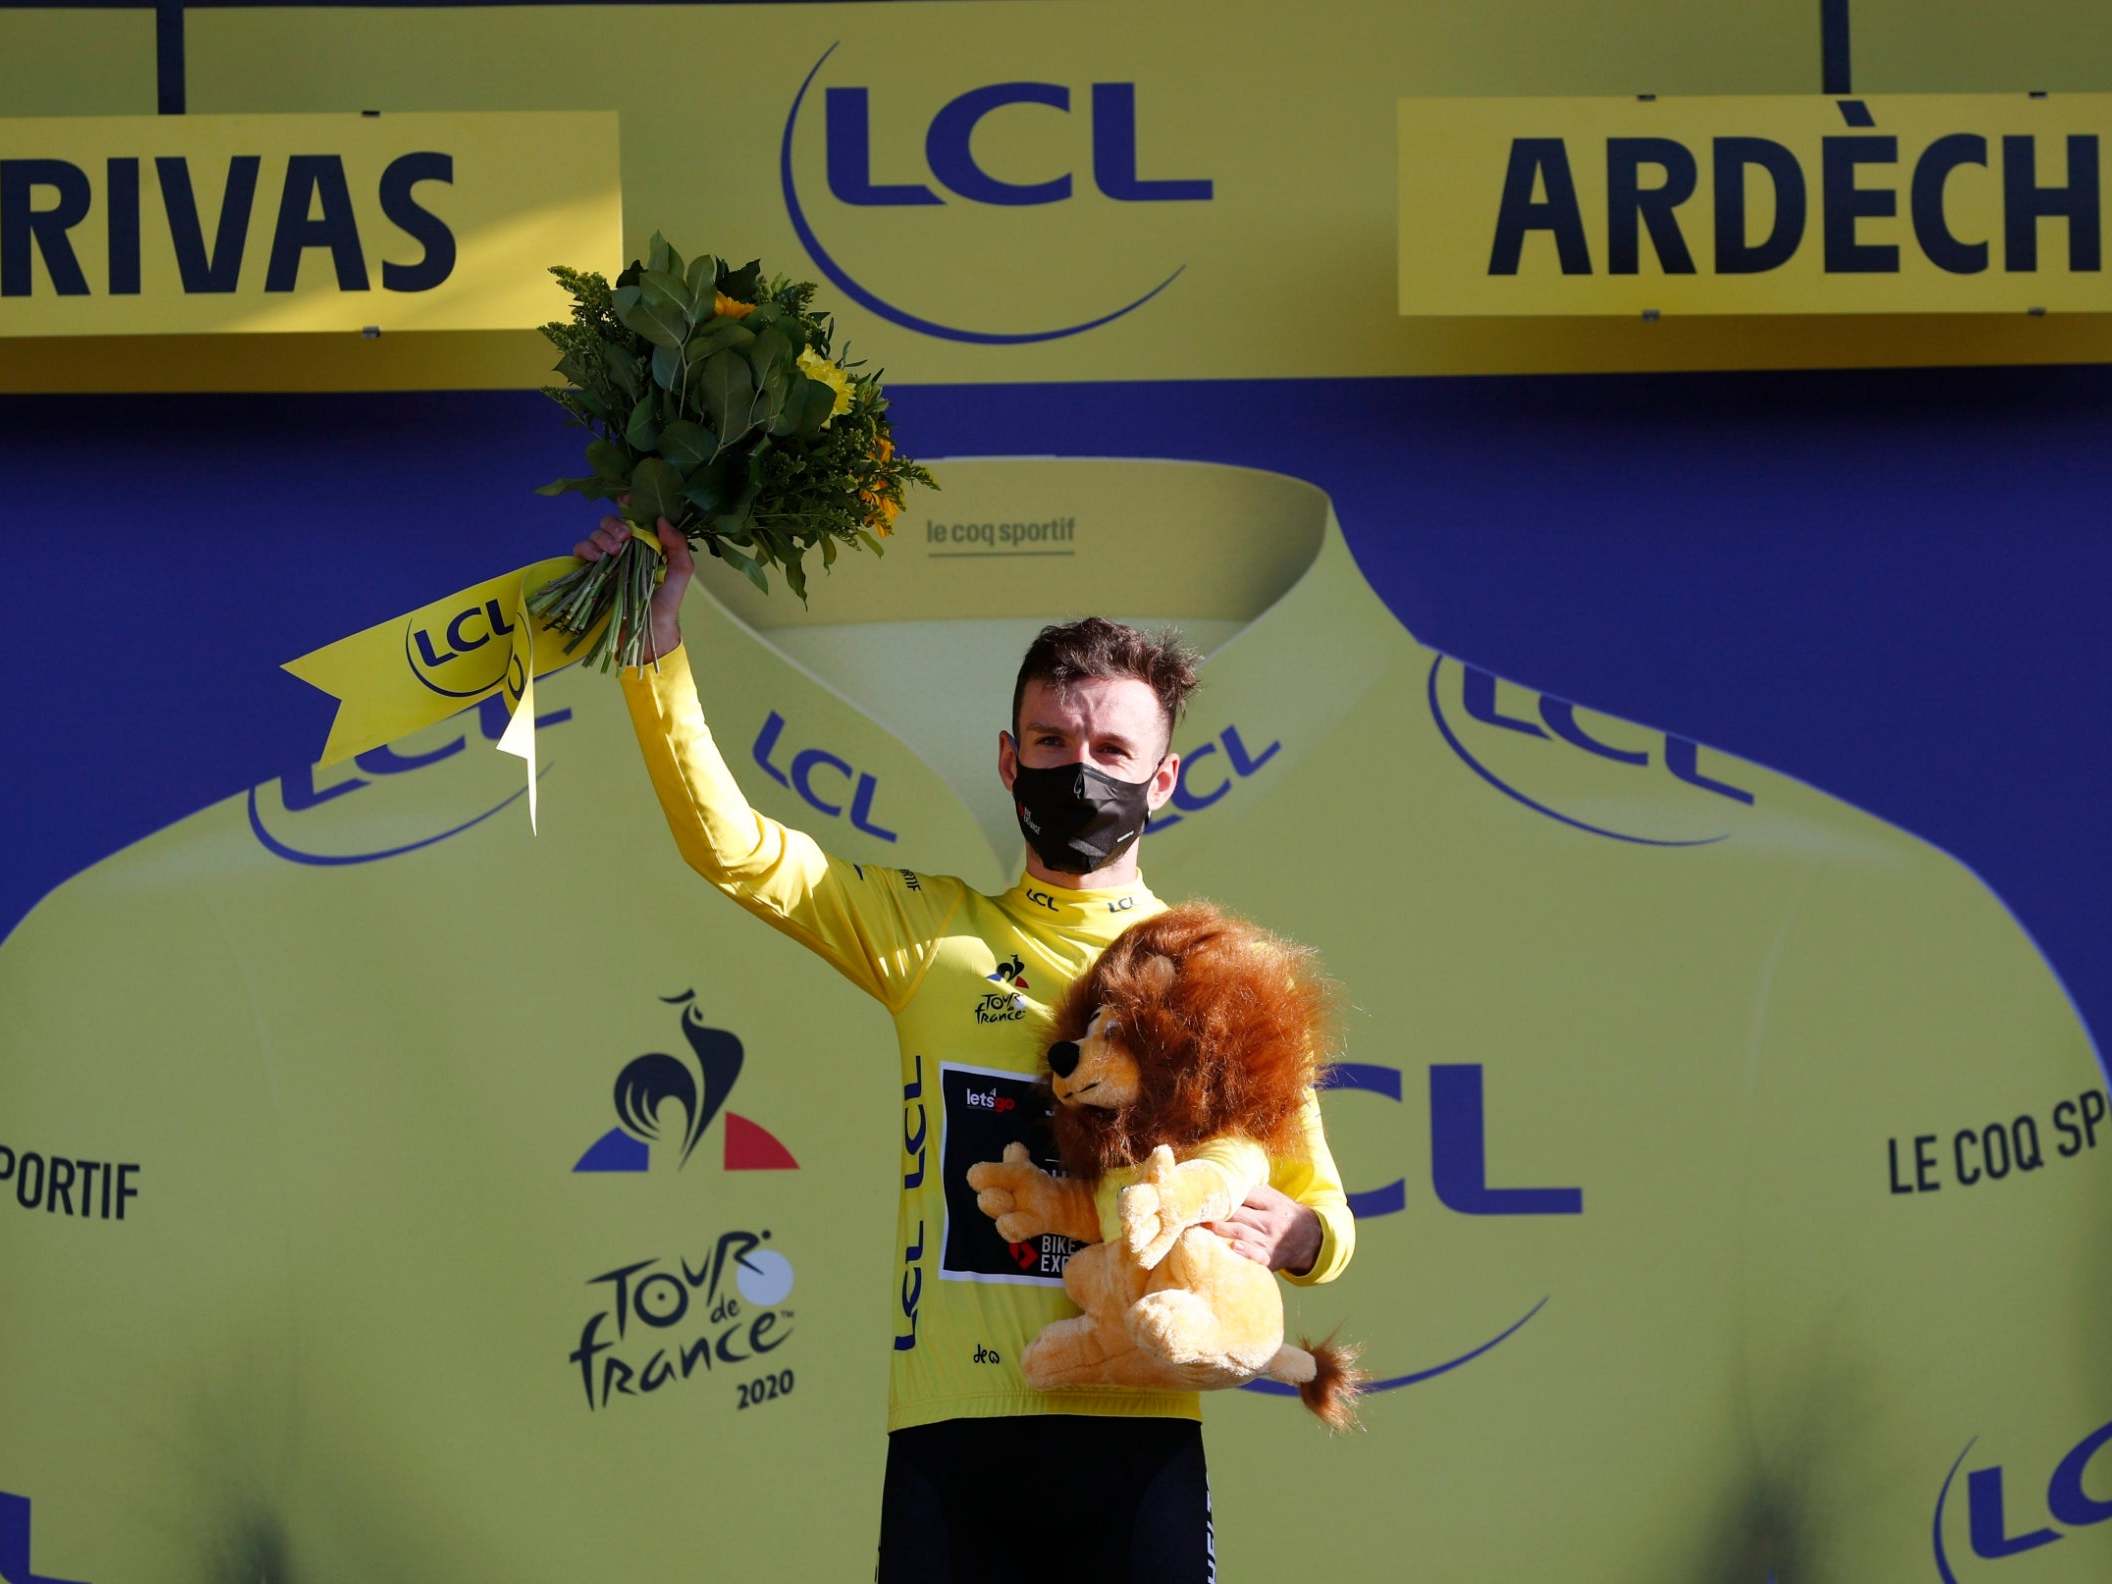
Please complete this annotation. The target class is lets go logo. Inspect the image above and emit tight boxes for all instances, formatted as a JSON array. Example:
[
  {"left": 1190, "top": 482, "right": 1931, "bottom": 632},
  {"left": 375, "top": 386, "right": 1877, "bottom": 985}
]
[{"left": 781, "top": 43, "right": 1212, "bottom": 343}]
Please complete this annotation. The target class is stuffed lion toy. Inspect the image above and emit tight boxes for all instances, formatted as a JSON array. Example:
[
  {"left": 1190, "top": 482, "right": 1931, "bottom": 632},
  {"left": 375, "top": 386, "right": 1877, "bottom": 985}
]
[{"left": 966, "top": 901, "right": 1362, "bottom": 1430}]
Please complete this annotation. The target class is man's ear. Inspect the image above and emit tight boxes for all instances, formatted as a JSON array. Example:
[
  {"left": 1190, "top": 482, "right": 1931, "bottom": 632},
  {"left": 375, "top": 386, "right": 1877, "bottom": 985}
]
[
  {"left": 1137, "top": 953, "right": 1177, "bottom": 995},
  {"left": 1146, "top": 750, "right": 1180, "bottom": 811},
  {"left": 997, "top": 729, "right": 1017, "bottom": 793}
]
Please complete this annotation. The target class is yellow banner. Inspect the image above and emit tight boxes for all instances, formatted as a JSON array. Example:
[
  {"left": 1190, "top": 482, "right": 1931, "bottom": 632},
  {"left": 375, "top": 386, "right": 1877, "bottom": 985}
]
[
  {"left": 284, "top": 556, "right": 603, "bottom": 769},
  {"left": 0, "top": 110, "right": 621, "bottom": 337},
  {"left": 1399, "top": 92, "right": 2112, "bottom": 316}
]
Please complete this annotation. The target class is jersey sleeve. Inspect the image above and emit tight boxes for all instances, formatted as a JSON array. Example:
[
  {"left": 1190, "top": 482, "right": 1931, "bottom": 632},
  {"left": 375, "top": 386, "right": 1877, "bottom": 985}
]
[
  {"left": 1746, "top": 851, "right": 2112, "bottom": 1579},
  {"left": 1272, "top": 1088, "right": 1357, "bottom": 1286},
  {"left": 618, "top": 640, "right": 964, "bottom": 1010}
]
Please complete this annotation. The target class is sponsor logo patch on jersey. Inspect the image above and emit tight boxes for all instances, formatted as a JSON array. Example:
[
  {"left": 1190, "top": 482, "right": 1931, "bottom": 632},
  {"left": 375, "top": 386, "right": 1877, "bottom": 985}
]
[{"left": 936, "top": 1063, "right": 1082, "bottom": 1286}]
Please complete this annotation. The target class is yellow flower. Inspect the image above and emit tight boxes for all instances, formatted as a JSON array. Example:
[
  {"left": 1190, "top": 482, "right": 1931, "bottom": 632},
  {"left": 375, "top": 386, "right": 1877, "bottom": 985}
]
[
  {"left": 860, "top": 433, "right": 901, "bottom": 534},
  {"left": 796, "top": 346, "right": 854, "bottom": 427},
  {"left": 713, "top": 292, "right": 756, "bottom": 320}
]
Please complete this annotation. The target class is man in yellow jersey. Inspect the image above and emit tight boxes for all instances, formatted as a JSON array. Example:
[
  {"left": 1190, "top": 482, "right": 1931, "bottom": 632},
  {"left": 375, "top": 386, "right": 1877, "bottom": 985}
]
[{"left": 577, "top": 511, "right": 1355, "bottom": 1582}]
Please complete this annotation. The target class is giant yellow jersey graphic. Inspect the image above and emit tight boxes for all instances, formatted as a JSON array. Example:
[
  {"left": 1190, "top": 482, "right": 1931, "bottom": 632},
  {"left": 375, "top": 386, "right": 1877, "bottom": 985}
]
[{"left": 2, "top": 460, "right": 2106, "bottom": 1581}]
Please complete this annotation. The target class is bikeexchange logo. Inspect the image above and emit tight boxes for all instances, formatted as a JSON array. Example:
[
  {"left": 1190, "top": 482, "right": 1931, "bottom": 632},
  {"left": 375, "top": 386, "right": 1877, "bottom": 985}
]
[
  {"left": 781, "top": 42, "right": 1213, "bottom": 343},
  {"left": 573, "top": 991, "right": 797, "bottom": 1173}
]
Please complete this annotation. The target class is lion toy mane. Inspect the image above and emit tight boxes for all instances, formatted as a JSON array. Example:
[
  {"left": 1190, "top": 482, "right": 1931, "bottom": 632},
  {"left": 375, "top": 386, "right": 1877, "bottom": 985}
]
[{"left": 965, "top": 900, "right": 1362, "bottom": 1430}]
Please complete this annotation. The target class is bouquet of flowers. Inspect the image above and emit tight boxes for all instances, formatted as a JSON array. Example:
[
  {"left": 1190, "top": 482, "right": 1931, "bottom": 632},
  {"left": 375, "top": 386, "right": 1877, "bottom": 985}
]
[{"left": 529, "top": 231, "right": 935, "bottom": 670}]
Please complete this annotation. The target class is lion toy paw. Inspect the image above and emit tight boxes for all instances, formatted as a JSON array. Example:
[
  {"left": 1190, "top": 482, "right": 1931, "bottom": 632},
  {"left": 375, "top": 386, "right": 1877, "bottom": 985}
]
[
  {"left": 1118, "top": 1144, "right": 1185, "bottom": 1268},
  {"left": 967, "top": 1141, "right": 1058, "bottom": 1244}
]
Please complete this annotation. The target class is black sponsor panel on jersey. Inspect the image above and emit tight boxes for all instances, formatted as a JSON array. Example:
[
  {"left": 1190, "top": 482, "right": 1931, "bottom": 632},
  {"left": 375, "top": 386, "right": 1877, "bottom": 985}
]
[{"left": 937, "top": 1064, "right": 1084, "bottom": 1286}]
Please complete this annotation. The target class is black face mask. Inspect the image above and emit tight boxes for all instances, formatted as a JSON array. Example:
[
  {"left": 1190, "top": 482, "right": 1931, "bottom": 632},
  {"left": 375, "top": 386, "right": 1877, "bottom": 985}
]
[{"left": 1009, "top": 752, "right": 1159, "bottom": 875}]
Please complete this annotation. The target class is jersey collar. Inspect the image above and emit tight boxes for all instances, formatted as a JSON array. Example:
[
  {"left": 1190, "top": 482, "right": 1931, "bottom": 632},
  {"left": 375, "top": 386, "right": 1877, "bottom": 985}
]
[
  {"left": 674, "top": 458, "right": 1409, "bottom": 887},
  {"left": 998, "top": 872, "right": 1159, "bottom": 936}
]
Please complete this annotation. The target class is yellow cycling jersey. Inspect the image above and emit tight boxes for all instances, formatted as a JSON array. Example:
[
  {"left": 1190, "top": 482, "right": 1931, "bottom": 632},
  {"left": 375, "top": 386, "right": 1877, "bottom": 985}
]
[{"left": 616, "top": 644, "right": 1353, "bottom": 1430}]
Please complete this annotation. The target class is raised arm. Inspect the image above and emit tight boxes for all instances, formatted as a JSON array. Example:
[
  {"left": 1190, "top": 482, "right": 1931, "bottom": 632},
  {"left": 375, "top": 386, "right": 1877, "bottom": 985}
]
[{"left": 586, "top": 516, "right": 961, "bottom": 1009}]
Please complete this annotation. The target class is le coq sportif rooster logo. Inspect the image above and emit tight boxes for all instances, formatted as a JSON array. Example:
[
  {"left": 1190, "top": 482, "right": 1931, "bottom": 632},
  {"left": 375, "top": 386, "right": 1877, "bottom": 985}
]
[{"left": 574, "top": 991, "right": 798, "bottom": 1173}]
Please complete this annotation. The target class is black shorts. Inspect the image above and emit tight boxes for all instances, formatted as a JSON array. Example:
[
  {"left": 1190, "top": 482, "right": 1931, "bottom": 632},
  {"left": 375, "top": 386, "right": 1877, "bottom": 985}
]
[{"left": 876, "top": 1414, "right": 1214, "bottom": 1584}]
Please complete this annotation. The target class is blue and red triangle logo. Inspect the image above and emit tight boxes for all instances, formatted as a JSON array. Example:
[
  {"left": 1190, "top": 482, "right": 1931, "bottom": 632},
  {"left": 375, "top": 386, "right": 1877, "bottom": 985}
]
[{"left": 573, "top": 993, "right": 796, "bottom": 1174}]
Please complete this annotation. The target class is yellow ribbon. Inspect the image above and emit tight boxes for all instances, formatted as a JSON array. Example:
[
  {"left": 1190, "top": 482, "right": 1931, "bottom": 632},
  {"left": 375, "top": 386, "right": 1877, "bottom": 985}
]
[
  {"left": 283, "top": 526, "right": 673, "bottom": 838},
  {"left": 282, "top": 554, "right": 608, "bottom": 772}
]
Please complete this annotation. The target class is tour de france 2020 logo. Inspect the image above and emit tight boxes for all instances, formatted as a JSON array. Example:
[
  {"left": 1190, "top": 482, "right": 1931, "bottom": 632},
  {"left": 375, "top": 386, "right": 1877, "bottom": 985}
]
[
  {"left": 568, "top": 1229, "right": 798, "bottom": 1415},
  {"left": 573, "top": 991, "right": 798, "bottom": 1174},
  {"left": 780, "top": 42, "right": 1214, "bottom": 344}
]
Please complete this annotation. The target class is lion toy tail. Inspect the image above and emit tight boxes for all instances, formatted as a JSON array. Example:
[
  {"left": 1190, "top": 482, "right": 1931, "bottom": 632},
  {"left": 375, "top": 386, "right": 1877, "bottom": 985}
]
[
  {"left": 1300, "top": 1334, "right": 1365, "bottom": 1433},
  {"left": 1265, "top": 1330, "right": 1365, "bottom": 1432}
]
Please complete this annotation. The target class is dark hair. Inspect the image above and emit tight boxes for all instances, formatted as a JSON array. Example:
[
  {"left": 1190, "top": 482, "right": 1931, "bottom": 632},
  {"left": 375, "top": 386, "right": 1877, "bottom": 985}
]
[{"left": 1011, "top": 618, "right": 1202, "bottom": 753}]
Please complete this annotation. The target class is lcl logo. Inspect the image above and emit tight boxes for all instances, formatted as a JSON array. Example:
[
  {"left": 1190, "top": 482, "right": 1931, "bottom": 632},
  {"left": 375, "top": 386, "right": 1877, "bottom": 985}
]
[
  {"left": 781, "top": 42, "right": 1212, "bottom": 343},
  {"left": 1248, "top": 1059, "right": 1578, "bottom": 1402},
  {"left": 1934, "top": 1417, "right": 2112, "bottom": 1579},
  {"left": 404, "top": 596, "right": 517, "bottom": 699},
  {"left": 753, "top": 709, "right": 898, "bottom": 842},
  {"left": 1429, "top": 656, "right": 1755, "bottom": 847},
  {"left": 1321, "top": 1061, "right": 1583, "bottom": 1220}
]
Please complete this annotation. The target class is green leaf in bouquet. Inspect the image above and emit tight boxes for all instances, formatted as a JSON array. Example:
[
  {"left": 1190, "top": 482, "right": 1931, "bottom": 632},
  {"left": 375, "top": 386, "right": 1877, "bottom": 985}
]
[
  {"left": 782, "top": 547, "right": 809, "bottom": 604},
  {"left": 682, "top": 451, "right": 735, "bottom": 513},
  {"left": 535, "top": 475, "right": 599, "bottom": 497},
  {"left": 746, "top": 327, "right": 793, "bottom": 382},
  {"left": 554, "top": 349, "right": 595, "bottom": 390},
  {"left": 626, "top": 456, "right": 684, "bottom": 525},
  {"left": 743, "top": 301, "right": 786, "bottom": 333},
  {"left": 699, "top": 351, "right": 755, "bottom": 453},
  {"left": 821, "top": 532, "right": 838, "bottom": 569},
  {"left": 657, "top": 419, "right": 716, "bottom": 470},
  {"left": 612, "top": 284, "right": 686, "bottom": 350},
  {"left": 786, "top": 375, "right": 839, "bottom": 438},
  {"left": 625, "top": 393, "right": 659, "bottom": 450},
  {"left": 565, "top": 388, "right": 611, "bottom": 422},
  {"left": 754, "top": 362, "right": 792, "bottom": 431},
  {"left": 586, "top": 438, "right": 630, "bottom": 479},
  {"left": 856, "top": 529, "right": 887, "bottom": 557},
  {"left": 685, "top": 253, "right": 718, "bottom": 306},
  {"left": 600, "top": 339, "right": 644, "bottom": 399},
  {"left": 717, "top": 257, "right": 764, "bottom": 301},
  {"left": 647, "top": 231, "right": 674, "bottom": 277},
  {"left": 640, "top": 268, "right": 697, "bottom": 322},
  {"left": 690, "top": 321, "right": 755, "bottom": 363},
  {"left": 651, "top": 341, "right": 684, "bottom": 392},
  {"left": 715, "top": 539, "right": 771, "bottom": 596}
]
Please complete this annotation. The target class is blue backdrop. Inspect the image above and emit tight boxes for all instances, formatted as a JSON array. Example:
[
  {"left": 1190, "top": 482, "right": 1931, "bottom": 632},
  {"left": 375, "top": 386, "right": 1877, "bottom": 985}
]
[{"left": 6, "top": 364, "right": 2106, "bottom": 1069}]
